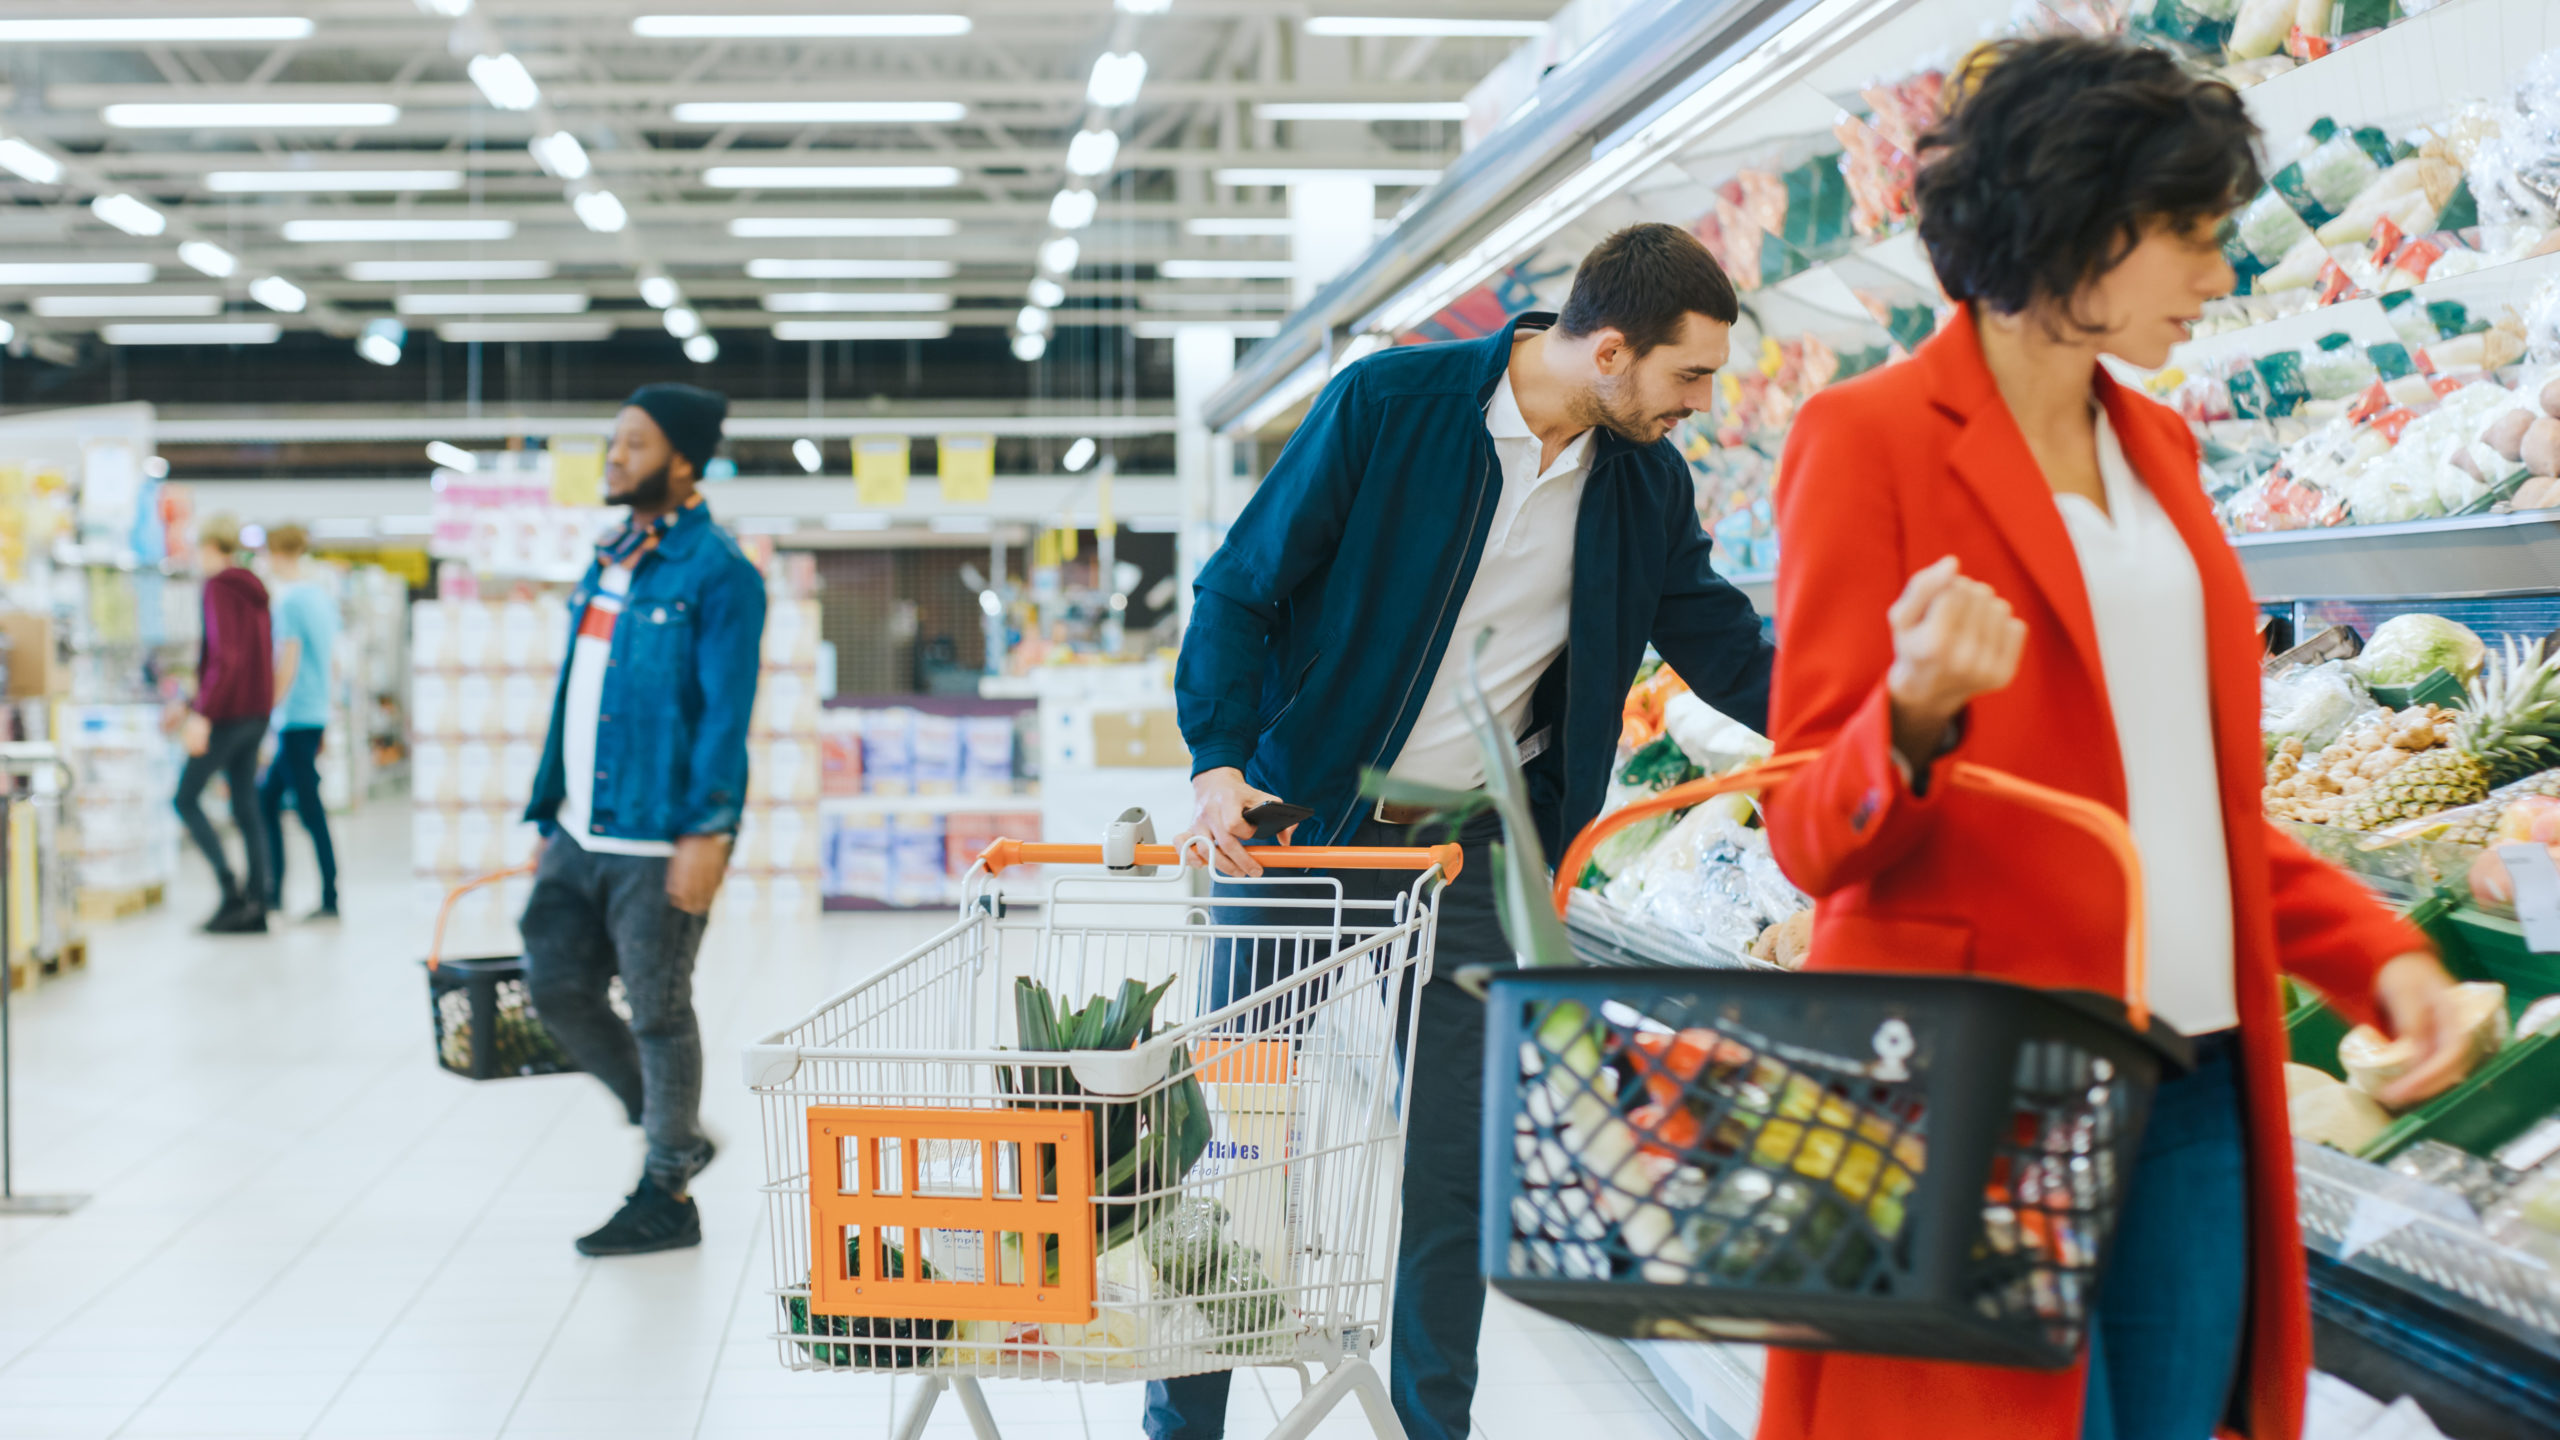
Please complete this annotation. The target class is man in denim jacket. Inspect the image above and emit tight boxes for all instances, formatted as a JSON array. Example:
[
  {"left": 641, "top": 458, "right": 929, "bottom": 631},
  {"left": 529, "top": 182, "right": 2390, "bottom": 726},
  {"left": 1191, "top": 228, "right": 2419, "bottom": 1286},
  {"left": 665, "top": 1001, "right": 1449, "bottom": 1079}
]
[{"left": 520, "top": 383, "right": 767, "bottom": 1256}]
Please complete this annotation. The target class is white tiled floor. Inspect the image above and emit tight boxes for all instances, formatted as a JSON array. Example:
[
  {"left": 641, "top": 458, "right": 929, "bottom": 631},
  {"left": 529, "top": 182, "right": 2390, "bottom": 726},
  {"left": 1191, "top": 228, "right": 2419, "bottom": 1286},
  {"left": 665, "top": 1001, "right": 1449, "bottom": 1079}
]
[{"left": 0, "top": 806, "right": 1702, "bottom": 1440}]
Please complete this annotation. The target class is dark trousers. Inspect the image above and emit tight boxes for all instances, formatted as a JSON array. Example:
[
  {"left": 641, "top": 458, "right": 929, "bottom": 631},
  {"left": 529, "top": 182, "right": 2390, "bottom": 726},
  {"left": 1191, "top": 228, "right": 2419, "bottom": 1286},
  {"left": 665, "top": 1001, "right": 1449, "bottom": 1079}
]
[
  {"left": 1146, "top": 814, "right": 1500, "bottom": 1440},
  {"left": 258, "top": 725, "right": 338, "bottom": 909},
  {"left": 2080, "top": 1030, "right": 2249, "bottom": 1440},
  {"left": 518, "top": 834, "right": 715, "bottom": 1193},
  {"left": 174, "top": 716, "right": 271, "bottom": 906}
]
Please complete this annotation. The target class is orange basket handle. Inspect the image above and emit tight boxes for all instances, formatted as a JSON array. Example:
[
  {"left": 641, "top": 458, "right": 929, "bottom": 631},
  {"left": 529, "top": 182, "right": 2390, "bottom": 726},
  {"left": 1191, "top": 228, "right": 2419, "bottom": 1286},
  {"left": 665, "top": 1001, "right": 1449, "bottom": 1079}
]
[
  {"left": 1550, "top": 751, "right": 2150, "bottom": 1033},
  {"left": 427, "top": 863, "right": 537, "bottom": 971},
  {"left": 978, "top": 838, "right": 1463, "bottom": 882}
]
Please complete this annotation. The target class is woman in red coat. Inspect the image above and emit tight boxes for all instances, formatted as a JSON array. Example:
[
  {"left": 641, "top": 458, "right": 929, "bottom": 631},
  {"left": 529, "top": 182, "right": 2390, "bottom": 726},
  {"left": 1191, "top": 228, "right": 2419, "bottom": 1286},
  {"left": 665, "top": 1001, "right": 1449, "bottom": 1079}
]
[{"left": 1758, "top": 38, "right": 2473, "bottom": 1440}]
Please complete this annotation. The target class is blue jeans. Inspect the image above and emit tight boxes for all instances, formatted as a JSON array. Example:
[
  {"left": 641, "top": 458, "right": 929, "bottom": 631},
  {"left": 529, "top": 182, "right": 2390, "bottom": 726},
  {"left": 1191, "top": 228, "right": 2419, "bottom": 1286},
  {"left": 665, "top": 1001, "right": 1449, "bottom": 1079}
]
[
  {"left": 259, "top": 724, "right": 338, "bottom": 908},
  {"left": 2081, "top": 1029, "right": 2249, "bottom": 1440},
  {"left": 1145, "top": 815, "right": 1499, "bottom": 1440}
]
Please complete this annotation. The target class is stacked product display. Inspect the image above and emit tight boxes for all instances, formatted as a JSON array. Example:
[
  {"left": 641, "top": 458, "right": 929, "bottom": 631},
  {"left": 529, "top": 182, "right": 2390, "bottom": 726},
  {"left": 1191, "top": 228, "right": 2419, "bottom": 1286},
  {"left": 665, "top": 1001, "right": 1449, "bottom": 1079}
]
[
  {"left": 818, "top": 702, "right": 1036, "bottom": 909},
  {"left": 408, "top": 588, "right": 825, "bottom": 925}
]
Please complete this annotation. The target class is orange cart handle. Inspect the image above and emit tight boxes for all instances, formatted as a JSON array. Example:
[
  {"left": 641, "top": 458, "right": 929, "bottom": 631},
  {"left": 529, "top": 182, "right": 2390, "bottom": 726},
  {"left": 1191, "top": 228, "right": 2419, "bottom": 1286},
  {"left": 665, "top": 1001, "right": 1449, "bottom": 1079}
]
[
  {"left": 1551, "top": 751, "right": 2151, "bottom": 1034},
  {"left": 427, "top": 863, "right": 537, "bottom": 971},
  {"left": 978, "top": 838, "right": 1463, "bottom": 882}
]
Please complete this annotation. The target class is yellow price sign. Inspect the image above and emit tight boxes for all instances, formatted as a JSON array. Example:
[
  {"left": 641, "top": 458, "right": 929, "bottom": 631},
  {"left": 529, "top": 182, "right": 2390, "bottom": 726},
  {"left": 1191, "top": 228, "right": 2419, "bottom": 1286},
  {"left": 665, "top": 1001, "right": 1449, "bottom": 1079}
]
[
  {"left": 937, "top": 433, "right": 994, "bottom": 504},
  {"left": 855, "top": 435, "right": 910, "bottom": 507}
]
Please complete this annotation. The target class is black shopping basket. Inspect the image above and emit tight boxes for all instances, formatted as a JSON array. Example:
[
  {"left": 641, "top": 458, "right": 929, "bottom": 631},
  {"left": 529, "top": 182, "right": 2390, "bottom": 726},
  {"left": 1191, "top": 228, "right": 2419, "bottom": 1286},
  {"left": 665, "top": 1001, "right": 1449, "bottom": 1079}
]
[
  {"left": 424, "top": 864, "right": 588, "bottom": 1081},
  {"left": 1481, "top": 754, "right": 2191, "bottom": 1369}
]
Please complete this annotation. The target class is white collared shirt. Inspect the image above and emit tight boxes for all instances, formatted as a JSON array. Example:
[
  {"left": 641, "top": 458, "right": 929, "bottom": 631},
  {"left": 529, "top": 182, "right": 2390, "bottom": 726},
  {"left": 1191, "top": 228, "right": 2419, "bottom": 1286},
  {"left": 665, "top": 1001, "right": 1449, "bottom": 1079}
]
[
  {"left": 2056, "top": 410, "right": 2236, "bottom": 1034},
  {"left": 1386, "top": 369, "right": 1594, "bottom": 791}
]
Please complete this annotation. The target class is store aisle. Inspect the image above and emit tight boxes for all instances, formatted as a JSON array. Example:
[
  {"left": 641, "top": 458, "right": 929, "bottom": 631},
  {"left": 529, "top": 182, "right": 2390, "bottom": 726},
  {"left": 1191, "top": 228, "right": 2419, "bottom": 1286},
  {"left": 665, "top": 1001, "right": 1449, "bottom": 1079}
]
[{"left": 0, "top": 807, "right": 1699, "bottom": 1440}]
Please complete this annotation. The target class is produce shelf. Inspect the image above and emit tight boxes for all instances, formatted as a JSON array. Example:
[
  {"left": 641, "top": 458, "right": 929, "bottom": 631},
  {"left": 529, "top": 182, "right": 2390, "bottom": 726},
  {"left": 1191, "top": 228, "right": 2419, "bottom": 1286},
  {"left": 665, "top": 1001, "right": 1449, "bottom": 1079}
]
[
  {"left": 2232, "top": 511, "right": 2560, "bottom": 601},
  {"left": 2295, "top": 1141, "right": 2560, "bottom": 1362}
]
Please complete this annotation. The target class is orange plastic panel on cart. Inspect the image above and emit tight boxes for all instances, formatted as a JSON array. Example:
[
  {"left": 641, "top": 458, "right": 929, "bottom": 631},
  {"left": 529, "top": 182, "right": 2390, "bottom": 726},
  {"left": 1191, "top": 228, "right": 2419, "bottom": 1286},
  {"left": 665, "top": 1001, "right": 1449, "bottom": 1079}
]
[{"left": 806, "top": 1106, "right": 1098, "bottom": 1324}]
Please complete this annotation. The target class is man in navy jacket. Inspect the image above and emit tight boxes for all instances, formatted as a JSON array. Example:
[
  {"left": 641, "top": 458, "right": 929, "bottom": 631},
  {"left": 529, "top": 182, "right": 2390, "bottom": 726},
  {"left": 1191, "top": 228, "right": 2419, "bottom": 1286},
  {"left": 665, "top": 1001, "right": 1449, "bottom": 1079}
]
[{"left": 1165, "top": 225, "right": 1772, "bottom": 1440}]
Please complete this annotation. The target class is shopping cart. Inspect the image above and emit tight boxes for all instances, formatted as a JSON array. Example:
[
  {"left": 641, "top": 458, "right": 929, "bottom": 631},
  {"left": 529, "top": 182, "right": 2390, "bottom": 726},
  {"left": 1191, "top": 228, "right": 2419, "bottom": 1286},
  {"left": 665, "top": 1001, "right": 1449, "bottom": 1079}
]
[
  {"left": 744, "top": 834, "right": 1462, "bottom": 1440},
  {"left": 422, "top": 864, "right": 607, "bottom": 1081},
  {"left": 1480, "top": 754, "right": 2191, "bottom": 1369}
]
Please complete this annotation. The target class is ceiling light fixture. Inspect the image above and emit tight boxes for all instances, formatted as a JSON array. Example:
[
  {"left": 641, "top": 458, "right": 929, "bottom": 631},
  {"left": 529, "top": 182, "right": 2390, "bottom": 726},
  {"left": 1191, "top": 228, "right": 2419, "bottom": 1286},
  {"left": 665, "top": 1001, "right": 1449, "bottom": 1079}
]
[
  {"left": 1065, "top": 128, "right": 1121, "bottom": 178},
  {"left": 1255, "top": 101, "right": 1472, "bottom": 121},
  {"left": 1114, "top": 0, "right": 1172, "bottom": 12},
  {"left": 393, "top": 292, "right": 592, "bottom": 315},
  {"left": 744, "top": 258, "right": 955, "bottom": 280},
  {"left": 684, "top": 333, "right": 720, "bottom": 363},
  {"left": 728, "top": 216, "right": 957, "bottom": 238},
  {"left": 1214, "top": 166, "right": 1442, "bottom": 186},
  {"left": 1048, "top": 189, "right": 1098, "bottom": 230},
  {"left": 703, "top": 165, "right": 962, "bottom": 189},
  {"left": 1027, "top": 278, "right": 1065, "bottom": 308},
  {"left": 413, "top": 0, "right": 472, "bottom": 16},
  {"left": 0, "top": 262, "right": 156, "bottom": 284},
  {"left": 1010, "top": 332, "right": 1047, "bottom": 361},
  {"left": 104, "top": 102, "right": 398, "bottom": 128},
  {"left": 0, "top": 17, "right": 315, "bottom": 42},
  {"left": 792, "top": 438, "right": 823, "bottom": 473},
  {"left": 662, "top": 306, "right": 702, "bottom": 338},
  {"left": 467, "top": 53, "right": 542, "bottom": 111},
  {"left": 571, "top": 188, "right": 629, "bottom": 233},
  {"left": 1182, "top": 217, "right": 1292, "bottom": 236},
  {"left": 100, "top": 322, "right": 282, "bottom": 345},
  {"left": 357, "top": 317, "right": 405, "bottom": 366},
  {"left": 90, "top": 193, "right": 166, "bottom": 237},
  {"left": 0, "top": 137, "right": 65, "bottom": 184},
  {"left": 344, "top": 259, "right": 553, "bottom": 281},
  {"left": 1160, "top": 259, "right": 1296, "bottom": 279},
  {"left": 1061, "top": 437, "right": 1097, "bottom": 471},
  {"left": 178, "top": 241, "right": 239, "bottom": 278},
  {"left": 637, "top": 271, "right": 680, "bottom": 308},
  {"left": 248, "top": 275, "right": 308, "bottom": 312},
  {"left": 527, "top": 132, "right": 590, "bottom": 180},
  {"left": 759, "top": 292, "right": 954, "bottom": 313},
  {"left": 1016, "top": 305, "right": 1052, "bottom": 335},
  {"left": 670, "top": 101, "right": 966, "bottom": 123},
  {"left": 205, "top": 169, "right": 462, "bottom": 192},
  {"left": 1302, "top": 17, "right": 1548, "bottom": 36},
  {"left": 633, "top": 13, "right": 971, "bottom": 37},
  {"left": 1037, "top": 237, "right": 1081, "bottom": 275},
  {"left": 435, "top": 320, "right": 615, "bottom": 342},
  {"left": 426, "top": 440, "right": 478, "bottom": 471},
  {"left": 1086, "top": 51, "right": 1148, "bottom": 108},
  {"left": 771, "top": 320, "right": 951, "bottom": 341},
  {"left": 283, "top": 219, "right": 516, "bottom": 242},
  {"left": 30, "top": 294, "right": 223, "bottom": 318}
]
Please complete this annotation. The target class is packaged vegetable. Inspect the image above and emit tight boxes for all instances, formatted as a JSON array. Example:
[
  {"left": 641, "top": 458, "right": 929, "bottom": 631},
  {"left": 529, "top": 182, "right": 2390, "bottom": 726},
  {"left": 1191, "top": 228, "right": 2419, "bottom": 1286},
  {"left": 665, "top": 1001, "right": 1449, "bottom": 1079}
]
[
  {"left": 2351, "top": 613, "right": 2487, "bottom": 686},
  {"left": 2258, "top": 233, "right": 2333, "bottom": 292},
  {"left": 2262, "top": 660, "right": 2377, "bottom": 755},
  {"left": 2238, "top": 189, "right": 2315, "bottom": 265},
  {"left": 2298, "top": 130, "right": 2386, "bottom": 215},
  {"left": 2226, "top": 0, "right": 2291, "bottom": 59}
]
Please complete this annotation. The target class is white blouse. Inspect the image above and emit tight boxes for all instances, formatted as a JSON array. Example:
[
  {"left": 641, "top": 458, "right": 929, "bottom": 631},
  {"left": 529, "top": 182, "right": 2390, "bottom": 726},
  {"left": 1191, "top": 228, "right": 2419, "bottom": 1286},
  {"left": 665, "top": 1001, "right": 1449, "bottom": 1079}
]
[{"left": 2053, "top": 411, "right": 2239, "bottom": 1035}]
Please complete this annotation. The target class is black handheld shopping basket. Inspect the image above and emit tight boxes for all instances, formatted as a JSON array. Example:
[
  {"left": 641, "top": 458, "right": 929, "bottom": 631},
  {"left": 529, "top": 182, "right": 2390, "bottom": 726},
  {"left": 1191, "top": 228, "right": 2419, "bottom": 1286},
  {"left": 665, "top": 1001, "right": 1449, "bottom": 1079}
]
[
  {"left": 1482, "top": 754, "right": 2191, "bottom": 1369},
  {"left": 423, "top": 864, "right": 590, "bottom": 1081}
]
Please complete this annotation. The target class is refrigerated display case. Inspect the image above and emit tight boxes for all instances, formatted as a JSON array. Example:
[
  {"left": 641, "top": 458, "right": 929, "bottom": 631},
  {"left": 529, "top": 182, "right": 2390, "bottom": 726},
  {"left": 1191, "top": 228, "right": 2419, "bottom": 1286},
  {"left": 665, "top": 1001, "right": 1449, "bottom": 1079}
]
[{"left": 1203, "top": 1, "right": 2560, "bottom": 1432}]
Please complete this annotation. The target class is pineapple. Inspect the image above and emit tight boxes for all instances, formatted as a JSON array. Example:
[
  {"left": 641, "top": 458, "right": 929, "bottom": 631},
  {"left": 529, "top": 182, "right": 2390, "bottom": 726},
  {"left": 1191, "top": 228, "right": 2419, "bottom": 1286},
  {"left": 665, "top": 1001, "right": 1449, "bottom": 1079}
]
[
  {"left": 2332, "top": 639, "right": 2560, "bottom": 833},
  {"left": 2437, "top": 771, "right": 2560, "bottom": 846}
]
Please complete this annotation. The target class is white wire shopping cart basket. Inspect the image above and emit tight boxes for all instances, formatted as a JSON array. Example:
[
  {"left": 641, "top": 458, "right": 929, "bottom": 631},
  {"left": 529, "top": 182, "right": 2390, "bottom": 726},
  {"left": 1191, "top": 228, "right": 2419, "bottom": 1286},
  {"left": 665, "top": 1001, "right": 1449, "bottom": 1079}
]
[{"left": 743, "top": 832, "right": 1463, "bottom": 1440}]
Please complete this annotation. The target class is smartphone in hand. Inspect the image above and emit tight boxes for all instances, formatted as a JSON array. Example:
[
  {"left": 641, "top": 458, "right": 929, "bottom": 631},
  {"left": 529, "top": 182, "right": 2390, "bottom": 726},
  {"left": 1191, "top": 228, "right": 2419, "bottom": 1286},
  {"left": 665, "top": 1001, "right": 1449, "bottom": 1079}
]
[{"left": 1242, "top": 800, "right": 1315, "bottom": 840}]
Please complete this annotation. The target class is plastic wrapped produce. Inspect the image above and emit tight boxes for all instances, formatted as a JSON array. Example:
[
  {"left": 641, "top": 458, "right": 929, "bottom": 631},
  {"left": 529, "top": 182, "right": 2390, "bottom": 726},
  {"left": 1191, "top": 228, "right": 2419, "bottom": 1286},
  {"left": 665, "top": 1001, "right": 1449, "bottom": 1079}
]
[
  {"left": 2262, "top": 661, "right": 2378, "bottom": 755},
  {"left": 2352, "top": 613, "right": 2486, "bottom": 686},
  {"left": 2237, "top": 189, "right": 2315, "bottom": 266},
  {"left": 2296, "top": 130, "right": 2387, "bottom": 216}
]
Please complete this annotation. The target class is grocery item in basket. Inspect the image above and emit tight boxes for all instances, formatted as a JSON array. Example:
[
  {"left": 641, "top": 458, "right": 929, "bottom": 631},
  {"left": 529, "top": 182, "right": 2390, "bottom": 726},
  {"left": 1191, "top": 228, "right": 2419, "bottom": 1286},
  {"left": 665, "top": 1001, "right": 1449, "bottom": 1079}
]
[
  {"left": 2286, "top": 1063, "right": 2393, "bottom": 1151},
  {"left": 788, "top": 1237, "right": 953, "bottom": 1368},
  {"left": 1138, "top": 1198, "right": 1292, "bottom": 1354}
]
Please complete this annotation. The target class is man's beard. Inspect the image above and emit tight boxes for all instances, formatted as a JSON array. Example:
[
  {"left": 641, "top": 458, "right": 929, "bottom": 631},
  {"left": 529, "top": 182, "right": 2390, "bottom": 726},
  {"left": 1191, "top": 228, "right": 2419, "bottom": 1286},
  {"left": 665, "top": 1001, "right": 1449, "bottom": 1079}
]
[
  {"left": 609, "top": 459, "right": 674, "bottom": 510},
  {"left": 1587, "top": 372, "right": 1686, "bottom": 443}
]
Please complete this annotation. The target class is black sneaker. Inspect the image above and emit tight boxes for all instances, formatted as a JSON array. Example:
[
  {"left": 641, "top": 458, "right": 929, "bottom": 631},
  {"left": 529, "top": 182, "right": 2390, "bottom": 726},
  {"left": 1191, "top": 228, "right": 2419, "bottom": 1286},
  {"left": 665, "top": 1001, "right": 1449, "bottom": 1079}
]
[
  {"left": 205, "top": 898, "right": 268, "bottom": 934},
  {"left": 574, "top": 1178, "right": 700, "bottom": 1256}
]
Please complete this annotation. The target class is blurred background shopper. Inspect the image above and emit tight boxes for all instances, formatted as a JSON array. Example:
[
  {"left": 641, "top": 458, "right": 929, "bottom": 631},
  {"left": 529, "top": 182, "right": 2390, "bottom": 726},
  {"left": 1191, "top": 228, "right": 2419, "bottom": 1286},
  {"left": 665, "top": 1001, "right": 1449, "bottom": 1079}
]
[
  {"left": 259, "top": 522, "right": 341, "bottom": 921},
  {"left": 518, "top": 384, "right": 766, "bottom": 1257},
  {"left": 1169, "top": 224, "right": 1774, "bottom": 1440},
  {"left": 1758, "top": 38, "right": 2471, "bottom": 1440},
  {"left": 174, "top": 512, "right": 274, "bottom": 935}
]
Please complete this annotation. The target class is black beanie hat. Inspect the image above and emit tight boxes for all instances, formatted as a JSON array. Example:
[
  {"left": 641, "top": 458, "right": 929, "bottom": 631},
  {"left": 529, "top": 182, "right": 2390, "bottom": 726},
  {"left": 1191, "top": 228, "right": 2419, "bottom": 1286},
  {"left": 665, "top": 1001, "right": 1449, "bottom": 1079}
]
[{"left": 623, "top": 382, "right": 728, "bottom": 474}]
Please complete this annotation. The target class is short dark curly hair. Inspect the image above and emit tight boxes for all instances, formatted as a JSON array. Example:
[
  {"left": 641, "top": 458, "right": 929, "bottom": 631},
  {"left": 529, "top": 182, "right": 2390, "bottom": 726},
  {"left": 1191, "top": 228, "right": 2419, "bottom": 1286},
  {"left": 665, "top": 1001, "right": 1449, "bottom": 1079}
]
[{"left": 1914, "top": 36, "right": 2261, "bottom": 326}]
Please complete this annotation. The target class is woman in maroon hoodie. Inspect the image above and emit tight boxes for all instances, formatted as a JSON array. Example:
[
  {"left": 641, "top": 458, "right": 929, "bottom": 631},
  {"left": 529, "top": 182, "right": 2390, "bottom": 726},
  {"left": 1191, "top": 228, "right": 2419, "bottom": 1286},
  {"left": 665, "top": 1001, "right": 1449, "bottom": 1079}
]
[{"left": 176, "top": 514, "right": 274, "bottom": 934}]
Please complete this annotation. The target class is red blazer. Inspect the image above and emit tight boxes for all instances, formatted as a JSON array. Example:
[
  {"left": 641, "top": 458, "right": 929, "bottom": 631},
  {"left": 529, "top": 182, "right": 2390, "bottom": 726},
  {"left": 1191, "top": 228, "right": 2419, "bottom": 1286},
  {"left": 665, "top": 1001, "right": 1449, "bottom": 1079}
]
[{"left": 1757, "top": 307, "right": 2423, "bottom": 1440}]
